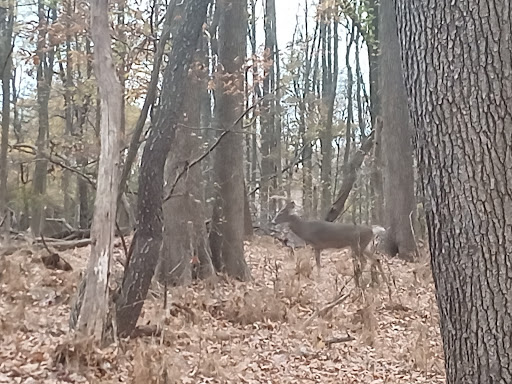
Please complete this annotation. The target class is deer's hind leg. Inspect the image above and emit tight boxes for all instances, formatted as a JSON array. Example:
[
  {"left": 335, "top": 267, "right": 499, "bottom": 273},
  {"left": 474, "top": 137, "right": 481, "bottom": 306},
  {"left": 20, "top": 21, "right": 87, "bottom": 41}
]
[
  {"left": 313, "top": 248, "right": 322, "bottom": 276},
  {"left": 351, "top": 247, "right": 364, "bottom": 288}
]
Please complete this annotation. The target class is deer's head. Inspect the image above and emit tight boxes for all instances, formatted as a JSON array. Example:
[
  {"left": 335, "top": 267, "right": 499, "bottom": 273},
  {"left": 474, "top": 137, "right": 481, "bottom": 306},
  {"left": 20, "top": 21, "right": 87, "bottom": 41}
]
[{"left": 272, "top": 201, "right": 296, "bottom": 224}]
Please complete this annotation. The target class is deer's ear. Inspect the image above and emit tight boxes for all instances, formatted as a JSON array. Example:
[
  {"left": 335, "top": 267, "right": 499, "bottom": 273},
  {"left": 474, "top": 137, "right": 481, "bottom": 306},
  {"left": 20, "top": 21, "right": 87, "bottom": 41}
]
[{"left": 287, "top": 201, "right": 296, "bottom": 210}]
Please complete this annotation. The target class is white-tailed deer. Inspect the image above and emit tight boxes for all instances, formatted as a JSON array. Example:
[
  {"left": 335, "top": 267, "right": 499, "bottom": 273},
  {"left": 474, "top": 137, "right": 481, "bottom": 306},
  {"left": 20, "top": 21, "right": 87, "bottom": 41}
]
[{"left": 272, "top": 201, "right": 386, "bottom": 286}]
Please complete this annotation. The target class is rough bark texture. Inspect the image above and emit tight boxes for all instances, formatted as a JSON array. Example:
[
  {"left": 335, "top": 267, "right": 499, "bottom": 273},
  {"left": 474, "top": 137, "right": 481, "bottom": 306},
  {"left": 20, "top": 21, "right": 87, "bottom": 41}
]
[
  {"left": 115, "top": 0, "right": 210, "bottom": 337},
  {"left": 209, "top": 0, "right": 251, "bottom": 281},
  {"left": 74, "top": 0, "right": 122, "bottom": 340},
  {"left": 158, "top": 45, "right": 214, "bottom": 286},
  {"left": 379, "top": 0, "right": 416, "bottom": 260},
  {"left": 395, "top": 0, "right": 512, "bottom": 382}
]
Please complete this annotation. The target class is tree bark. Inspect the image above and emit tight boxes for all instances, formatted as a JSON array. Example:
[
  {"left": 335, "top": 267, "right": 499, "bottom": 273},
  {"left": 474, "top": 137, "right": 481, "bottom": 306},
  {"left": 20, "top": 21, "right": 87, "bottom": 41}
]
[
  {"left": 117, "top": 2, "right": 176, "bottom": 205},
  {"left": 0, "top": 3, "right": 13, "bottom": 235},
  {"left": 209, "top": 0, "right": 251, "bottom": 281},
  {"left": 115, "top": 0, "right": 210, "bottom": 337},
  {"left": 366, "top": 0, "right": 384, "bottom": 224},
  {"left": 395, "top": 0, "right": 512, "bottom": 382},
  {"left": 73, "top": 0, "right": 122, "bottom": 340},
  {"left": 61, "top": 0, "right": 74, "bottom": 224},
  {"left": 319, "top": 14, "right": 338, "bottom": 215},
  {"left": 342, "top": 24, "right": 355, "bottom": 170},
  {"left": 243, "top": 182, "right": 253, "bottom": 238},
  {"left": 32, "top": 2, "right": 56, "bottom": 236},
  {"left": 259, "top": 0, "right": 277, "bottom": 222},
  {"left": 157, "top": 43, "right": 214, "bottom": 286},
  {"left": 379, "top": 0, "right": 416, "bottom": 260},
  {"left": 299, "top": 5, "right": 315, "bottom": 218}
]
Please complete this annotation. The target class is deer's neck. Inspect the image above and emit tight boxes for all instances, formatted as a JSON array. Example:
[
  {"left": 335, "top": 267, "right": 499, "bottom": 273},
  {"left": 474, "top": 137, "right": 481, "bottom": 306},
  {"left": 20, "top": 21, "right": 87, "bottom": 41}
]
[{"left": 287, "top": 214, "right": 306, "bottom": 234}]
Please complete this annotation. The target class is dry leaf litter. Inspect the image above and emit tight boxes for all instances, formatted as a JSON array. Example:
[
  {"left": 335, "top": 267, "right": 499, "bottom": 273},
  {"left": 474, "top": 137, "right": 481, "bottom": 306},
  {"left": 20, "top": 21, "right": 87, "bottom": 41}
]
[{"left": 0, "top": 235, "right": 445, "bottom": 383}]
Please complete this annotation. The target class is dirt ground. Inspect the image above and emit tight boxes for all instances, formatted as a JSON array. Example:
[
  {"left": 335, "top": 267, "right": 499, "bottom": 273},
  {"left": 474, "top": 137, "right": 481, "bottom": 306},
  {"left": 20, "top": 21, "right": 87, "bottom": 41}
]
[{"left": 0, "top": 235, "right": 445, "bottom": 383}]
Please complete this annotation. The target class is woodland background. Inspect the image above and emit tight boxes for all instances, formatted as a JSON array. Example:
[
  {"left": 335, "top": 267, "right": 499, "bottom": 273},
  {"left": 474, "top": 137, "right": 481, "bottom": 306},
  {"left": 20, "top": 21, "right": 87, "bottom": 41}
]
[{"left": 0, "top": 0, "right": 510, "bottom": 383}]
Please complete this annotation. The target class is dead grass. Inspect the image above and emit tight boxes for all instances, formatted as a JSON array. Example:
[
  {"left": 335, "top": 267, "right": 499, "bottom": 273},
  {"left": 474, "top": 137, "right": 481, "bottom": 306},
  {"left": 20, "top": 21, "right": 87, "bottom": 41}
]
[{"left": 0, "top": 236, "right": 444, "bottom": 383}]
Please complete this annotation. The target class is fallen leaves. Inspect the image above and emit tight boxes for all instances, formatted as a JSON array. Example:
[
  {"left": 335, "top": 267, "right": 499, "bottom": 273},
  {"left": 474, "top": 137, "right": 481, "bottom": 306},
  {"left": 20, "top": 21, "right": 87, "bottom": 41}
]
[{"left": 0, "top": 237, "right": 445, "bottom": 383}]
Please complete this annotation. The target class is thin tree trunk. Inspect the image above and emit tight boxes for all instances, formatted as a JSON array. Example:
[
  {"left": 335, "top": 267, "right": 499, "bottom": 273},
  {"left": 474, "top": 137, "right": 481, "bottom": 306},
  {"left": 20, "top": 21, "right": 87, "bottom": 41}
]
[
  {"left": 73, "top": 0, "right": 123, "bottom": 340},
  {"left": 300, "top": 4, "right": 316, "bottom": 218},
  {"left": 366, "top": 0, "right": 383, "bottom": 223},
  {"left": 0, "top": 3, "right": 13, "bottom": 235},
  {"left": 32, "top": 2, "right": 56, "bottom": 236},
  {"left": 395, "top": 0, "right": 512, "bottom": 381},
  {"left": 243, "top": 182, "right": 253, "bottom": 238},
  {"left": 320, "top": 16, "right": 339, "bottom": 215},
  {"left": 343, "top": 24, "right": 355, "bottom": 170},
  {"left": 259, "top": 0, "right": 277, "bottom": 222},
  {"left": 62, "top": 0, "right": 74, "bottom": 223}
]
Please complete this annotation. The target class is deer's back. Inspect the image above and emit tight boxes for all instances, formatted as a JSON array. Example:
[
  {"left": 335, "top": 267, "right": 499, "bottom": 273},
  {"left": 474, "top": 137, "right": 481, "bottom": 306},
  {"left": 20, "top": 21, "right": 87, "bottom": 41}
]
[{"left": 290, "top": 220, "right": 374, "bottom": 251}]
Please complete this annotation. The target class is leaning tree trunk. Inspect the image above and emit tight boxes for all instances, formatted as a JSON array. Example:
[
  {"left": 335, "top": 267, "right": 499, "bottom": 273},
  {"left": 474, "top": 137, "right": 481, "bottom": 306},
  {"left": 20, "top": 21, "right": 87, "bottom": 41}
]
[
  {"left": 115, "top": 0, "right": 210, "bottom": 337},
  {"left": 379, "top": 0, "right": 416, "bottom": 260},
  {"left": 395, "top": 0, "right": 512, "bottom": 382},
  {"left": 72, "top": 0, "right": 122, "bottom": 340},
  {"left": 157, "top": 46, "right": 214, "bottom": 286},
  {"left": 209, "top": 0, "right": 251, "bottom": 281}
]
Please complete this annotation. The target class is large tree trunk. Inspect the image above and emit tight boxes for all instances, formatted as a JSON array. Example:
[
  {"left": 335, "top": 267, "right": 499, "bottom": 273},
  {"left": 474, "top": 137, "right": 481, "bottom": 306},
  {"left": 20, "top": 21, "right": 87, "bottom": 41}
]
[
  {"left": 157, "top": 44, "right": 214, "bottom": 286},
  {"left": 115, "top": 0, "right": 210, "bottom": 337},
  {"left": 209, "top": 0, "right": 250, "bottom": 281},
  {"left": 72, "top": 0, "right": 122, "bottom": 340},
  {"left": 379, "top": 0, "right": 416, "bottom": 260},
  {"left": 395, "top": 0, "right": 512, "bottom": 382}
]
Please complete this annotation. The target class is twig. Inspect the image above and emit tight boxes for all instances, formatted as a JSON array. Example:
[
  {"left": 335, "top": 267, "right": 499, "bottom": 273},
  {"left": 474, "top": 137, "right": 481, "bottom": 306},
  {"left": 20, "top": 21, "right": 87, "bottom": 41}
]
[
  {"left": 10, "top": 144, "right": 96, "bottom": 186},
  {"left": 324, "top": 334, "right": 356, "bottom": 346},
  {"left": 303, "top": 293, "right": 350, "bottom": 328},
  {"left": 249, "top": 142, "right": 308, "bottom": 196},
  {"left": 302, "top": 278, "right": 352, "bottom": 328},
  {"left": 163, "top": 89, "right": 279, "bottom": 202}
]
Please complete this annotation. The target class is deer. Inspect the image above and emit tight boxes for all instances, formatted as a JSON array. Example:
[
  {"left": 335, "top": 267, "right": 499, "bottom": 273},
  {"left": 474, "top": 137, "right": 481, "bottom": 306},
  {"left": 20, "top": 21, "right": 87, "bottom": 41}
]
[{"left": 272, "top": 201, "right": 386, "bottom": 287}]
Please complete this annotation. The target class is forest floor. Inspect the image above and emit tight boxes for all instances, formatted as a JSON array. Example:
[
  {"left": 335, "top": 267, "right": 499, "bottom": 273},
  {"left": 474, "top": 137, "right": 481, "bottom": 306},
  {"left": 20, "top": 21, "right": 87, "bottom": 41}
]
[{"left": 0, "top": 235, "right": 445, "bottom": 383}]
